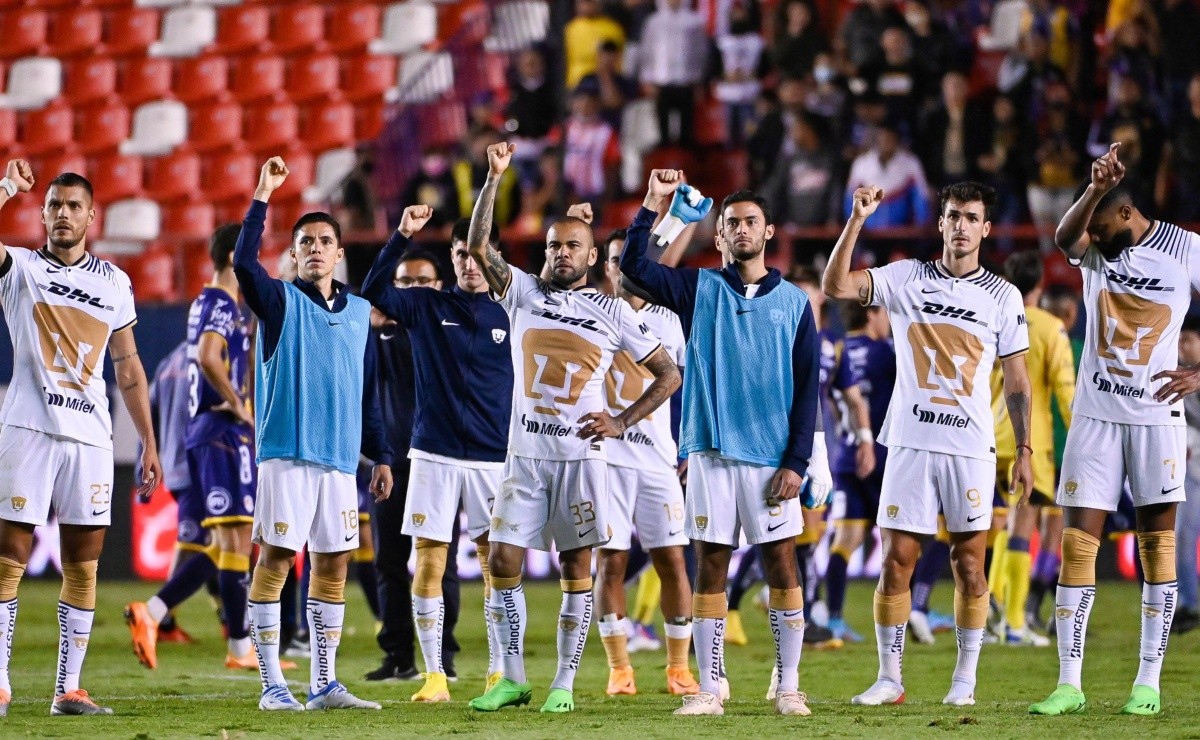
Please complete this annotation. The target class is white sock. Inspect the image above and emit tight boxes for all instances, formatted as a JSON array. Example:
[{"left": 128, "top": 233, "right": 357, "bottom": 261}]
[
  {"left": 664, "top": 621, "right": 690, "bottom": 641},
  {"left": 597, "top": 614, "right": 625, "bottom": 639},
  {"left": 228, "top": 636, "right": 252, "bottom": 657},
  {"left": 951, "top": 627, "right": 984, "bottom": 694},
  {"left": 307, "top": 598, "right": 345, "bottom": 693},
  {"left": 249, "top": 600, "right": 287, "bottom": 688},
  {"left": 769, "top": 608, "right": 804, "bottom": 693},
  {"left": 55, "top": 602, "right": 93, "bottom": 696},
  {"left": 146, "top": 596, "right": 169, "bottom": 625},
  {"left": 490, "top": 584, "right": 527, "bottom": 684},
  {"left": 1135, "top": 580, "right": 1177, "bottom": 691},
  {"left": 551, "top": 589, "right": 594, "bottom": 692},
  {"left": 692, "top": 617, "right": 725, "bottom": 696},
  {"left": 875, "top": 622, "right": 906, "bottom": 685},
  {"left": 413, "top": 594, "right": 444, "bottom": 674},
  {"left": 485, "top": 599, "right": 501, "bottom": 675},
  {"left": 1054, "top": 584, "right": 1096, "bottom": 690},
  {"left": 0, "top": 599, "right": 16, "bottom": 692}
]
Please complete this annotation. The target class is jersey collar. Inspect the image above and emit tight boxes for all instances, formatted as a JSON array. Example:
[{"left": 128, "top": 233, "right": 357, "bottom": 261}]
[
  {"left": 720, "top": 263, "right": 781, "bottom": 297},
  {"left": 38, "top": 247, "right": 89, "bottom": 268},
  {"left": 293, "top": 276, "right": 349, "bottom": 312},
  {"left": 931, "top": 260, "right": 983, "bottom": 281}
]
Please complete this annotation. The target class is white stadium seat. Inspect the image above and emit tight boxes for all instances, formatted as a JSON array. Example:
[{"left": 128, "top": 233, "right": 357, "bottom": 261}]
[
  {"left": 386, "top": 51, "right": 454, "bottom": 104},
  {"left": 483, "top": 0, "right": 549, "bottom": 53},
  {"left": 149, "top": 6, "right": 217, "bottom": 58},
  {"left": 120, "top": 100, "right": 188, "bottom": 156},
  {"left": 134, "top": 0, "right": 188, "bottom": 8},
  {"left": 94, "top": 198, "right": 161, "bottom": 255},
  {"left": 303, "top": 147, "right": 356, "bottom": 204},
  {"left": 0, "top": 57, "right": 62, "bottom": 111},
  {"left": 368, "top": 2, "right": 438, "bottom": 55}
]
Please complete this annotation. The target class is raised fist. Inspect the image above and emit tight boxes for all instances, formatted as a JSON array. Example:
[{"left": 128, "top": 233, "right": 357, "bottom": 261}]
[
  {"left": 486, "top": 142, "right": 515, "bottom": 177},
  {"left": 851, "top": 186, "right": 884, "bottom": 220},
  {"left": 398, "top": 204, "right": 434, "bottom": 238},
  {"left": 5, "top": 159, "right": 34, "bottom": 193},
  {"left": 257, "top": 157, "right": 290, "bottom": 195}
]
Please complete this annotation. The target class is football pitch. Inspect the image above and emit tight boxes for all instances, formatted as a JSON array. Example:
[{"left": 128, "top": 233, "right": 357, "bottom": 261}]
[{"left": 1, "top": 578, "right": 1196, "bottom": 738}]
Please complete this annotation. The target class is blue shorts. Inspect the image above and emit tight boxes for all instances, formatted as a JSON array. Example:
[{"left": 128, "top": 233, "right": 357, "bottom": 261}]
[
  {"left": 187, "top": 427, "right": 256, "bottom": 528},
  {"left": 169, "top": 484, "right": 208, "bottom": 547},
  {"left": 834, "top": 468, "right": 884, "bottom": 523}
]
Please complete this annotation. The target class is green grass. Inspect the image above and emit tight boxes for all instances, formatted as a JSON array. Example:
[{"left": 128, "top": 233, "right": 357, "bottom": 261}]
[{"left": 1, "top": 578, "right": 1197, "bottom": 737}]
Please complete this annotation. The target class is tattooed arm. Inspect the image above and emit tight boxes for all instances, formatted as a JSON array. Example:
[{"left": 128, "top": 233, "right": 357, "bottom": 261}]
[
  {"left": 1002, "top": 353, "right": 1035, "bottom": 505},
  {"left": 468, "top": 142, "right": 516, "bottom": 297},
  {"left": 577, "top": 346, "right": 681, "bottom": 442}
]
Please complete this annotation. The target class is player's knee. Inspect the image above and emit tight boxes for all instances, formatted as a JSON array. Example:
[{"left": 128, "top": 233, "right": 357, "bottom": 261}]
[
  {"left": 597, "top": 550, "right": 626, "bottom": 584},
  {"left": 413, "top": 539, "right": 448, "bottom": 598},
  {"left": 0, "top": 556, "right": 26, "bottom": 601},
  {"left": 1060, "top": 527, "right": 1100, "bottom": 586},
  {"left": 249, "top": 564, "right": 288, "bottom": 602},
  {"left": 1138, "top": 530, "right": 1177, "bottom": 584},
  {"left": 60, "top": 560, "right": 98, "bottom": 610}
]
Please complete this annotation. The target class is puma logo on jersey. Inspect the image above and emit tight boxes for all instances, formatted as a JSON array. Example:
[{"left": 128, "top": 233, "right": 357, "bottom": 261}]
[
  {"left": 916, "top": 301, "right": 985, "bottom": 326},
  {"left": 1105, "top": 271, "right": 1174, "bottom": 292},
  {"left": 43, "top": 282, "right": 114, "bottom": 311}
]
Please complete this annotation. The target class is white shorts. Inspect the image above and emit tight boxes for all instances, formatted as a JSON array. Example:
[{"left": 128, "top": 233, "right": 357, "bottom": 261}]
[
  {"left": 878, "top": 446, "right": 995, "bottom": 535},
  {"left": 605, "top": 463, "right": 688, "bottom": 551},
  {"left": 489, "top": 455, "right": 609, "bottom": 552},
  {"left": 1059, "top": 416, "right": 1187, "bottom": 510},
  {"left": 0, "top": 425, "right": 113, "bottom": 527},
  {"left": 686, "top": 452, "right": 803, "bottom": 546},
  {"left": 402, "top": 453, "right": 501, "bottom": 542},
  {"left": 253, "top": 458, "right": 359, "bottom": 554}
]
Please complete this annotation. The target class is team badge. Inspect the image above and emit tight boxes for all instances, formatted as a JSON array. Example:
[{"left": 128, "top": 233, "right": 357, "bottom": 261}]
[
  {"left": 1065, "top": 479, "right": 1078, "bottom": 495},
  {"left": 770, "top": 309, "right": 785, "bottom": 325},
  {"left": 488, "top": 609, "right": 503, "bottom": 624},
  {"left": 258, "top": 629, "right": 279, "bottom": 644},
  {"left": 694, "top": 516, "right": 708, "bottom": 530},
  {"left": 1055, "top": 607, "right": 1072, "bottom": 621},
  {"left": 1143, "top": 606, "right": 1162, "bottom": 618},
  {"left": 492, "top": 328, "right": 507, "bottom": 343},
  {"left": 244, "top": 494, "right": 254, "bottom": 514},
  {"left": 417, "top": 617, "right": 436, "bottom": 630},
  {"left": 886, "top": 505, "right": 899, "bottom": 519},
  {"left": 559, "top": 618, "right": 579, "bottom": 632},
  {"left": 325, "top": 629, "right": 342, "bottom": 644},
  {"left": 274, "top": 522, "right": 289, "bottom": 536},
  {"left": 784, "top": 618, "right": 804, "bottom": 632},
  {"left": 10, "top": 496, "right": 25, "bottom": 512},
  {"left": 207, "top": 488, "right": 232, "bottom": 515},
  {"left": 412, "top": 513, "right": 427, "bottom": 527},
  {"left": 73, "top": 636, "right": 89, "bottom": 649}
]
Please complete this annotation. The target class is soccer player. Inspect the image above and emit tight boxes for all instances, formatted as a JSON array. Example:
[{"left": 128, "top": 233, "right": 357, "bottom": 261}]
[
  {"left": 361, "top": 208, "right": 513, "bottom": 702},
  {"left": 824, "top": 300, "right": 894, "bottom": 643},
  {"left": 987, "top": 251, "right": 1074, "bottom": 647},
  {"left": 597, "top": 227, "right": 698, "bottom": 697},
  {"left": 1029, "top": 144, "right": 1200, "bottom": 716},
  {"left": 622, "top": 172, "right": 829, "bottom": 717},
  {"left": 0, "top": 161, "right": 162, "bottom": 716},
  {"left": 465, "top": 142, "right": 681, "bottom": 714},
  {"left": 824, "top": 181, "right": 1033, "bottom": 707},
  {"left": 127, "top": 224, "right": 264, "bottom": 670},
  {"left": 234, "top": 157, "right": 393, "bottom": 711}
]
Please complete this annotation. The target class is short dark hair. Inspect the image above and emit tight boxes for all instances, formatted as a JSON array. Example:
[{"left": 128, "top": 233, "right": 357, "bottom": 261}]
[
  {"left": 720, "top": 189, "right": 773, "bottom": 225},
  {"left": 209, "top": 223, "right": 240, "bottom": 271},
  {"left": 939, "top": 181, "right": 997, "bottom": 222},
  {"left": 1004, "top": 250, "right": 1043, "bottom": 296},
  {"left": 842, "top": 300, "right": 869, "bottom": 330},
  {"left": 604, "top": 228, "right": 628, "bottom": 246},
  {"left": 292, "top": 212, "right": 342, "bottom": 245},
  {"left": 47, "top": 172, "right": 93, "bottom": 203},
  {"left": 451, "top": 217, "right": 498, "bottom": 247},
  {"left": 397, "top": 249, "right": 440, "bottom": 276},
  {"left": 1072, "top": 180, "right": 1133, "bottom": 215},
  {"left": 786, "top": 264, "right": 819, "bottom": 287}
]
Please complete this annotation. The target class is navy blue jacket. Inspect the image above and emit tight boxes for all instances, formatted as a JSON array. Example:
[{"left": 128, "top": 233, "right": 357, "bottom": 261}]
[
  {"left": 620, "top": 206, "right": 820, "bottom": 476},
  {"left": 361, "top": 232, "right": 512, "bottom": 463},
  {"left": 232, "top": 199, "right": 392, "bottom": 466}
]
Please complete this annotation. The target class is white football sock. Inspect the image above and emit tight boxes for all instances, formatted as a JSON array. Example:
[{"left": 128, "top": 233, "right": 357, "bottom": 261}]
[
  {"left": 1054, "top": 584, "right": 1096, "bottom": 690},
  {"left": 491, "top": 584, "right": 527, "bottom": 684},
  {"left": 551, "top": 589, "right": 593, "bottom": 692},
  {"left": 769, "top": 608, "right": 804, "bottom": 693},
  {"left": 485, "top": 600, "right": 501, "bottom": 675},
  {"left": 951, "top": 626, "right": 984, "bottom": 694},
  {"left": 1135, "top": 580, "right": 1177, "bottom": 691},
  {"left": 0, "top": 598, "right": 16, "bottom": 692},
  {"left": 249, "top": 600, "right": 287, "bottom": 688},
  {"left": 692, "top": 617, "right": 725, "bottom": 695},
  {"left": 56, "top": 602, "right": 94, "bottom": 695},
  {"left": 413, "top": 594, "right": 444, "bottom": 674},
  {"left": 875, "top": 622, "right": 906, "bottom": 685},
  {"left": 146, "top": 596, "right": 168, "bottom": 625},
  {"left": 228, "top": 636, "right": 252, "bottom": 658},
  {"left": 307, "top": 598, "right": 345, "bottom": 693}
]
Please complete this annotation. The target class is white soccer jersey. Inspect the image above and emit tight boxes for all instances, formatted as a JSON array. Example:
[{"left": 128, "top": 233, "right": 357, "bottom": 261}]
[
  {"left": 1071, "top": 221, "right": 1200, "bottom": 426},
  {"left": 604, "top": 303, "right": 685, "bottom": 471},
  {"left": 0, "top": 247, "right": 136, "bottom": 450},
  {"left": 866, "top": 259, "right": 1027, "bottom": 462},
  {"left": 497, "top": 267, "right": 662, "bottom": 462}
]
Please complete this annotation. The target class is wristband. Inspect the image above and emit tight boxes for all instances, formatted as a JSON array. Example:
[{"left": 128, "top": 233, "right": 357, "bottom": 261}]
[
  {"left": 856, "top": 428, "right": 874, "bottom": 446},
  {"left": 1016, "top": 444, "right": 1033, "bottom": 456},
  {"left": 0, "top": 178, "right": 17, "bottom": 199}
]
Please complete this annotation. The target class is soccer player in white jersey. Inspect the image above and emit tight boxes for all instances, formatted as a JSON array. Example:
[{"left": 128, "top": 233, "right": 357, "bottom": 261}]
[
  {"left": 465, "top": 142, "right": 681, "bottom": 714},
  {"left": 1029, "top": 144, "right": 1200, "bottom": 717},
  {"left": 824, "top": 181, "right": 1033, "bottom": 707},
  {"left": 597, "top": 227, "right": 698, "bottom": 698},
  {"left": 0, "top": 162, "right": 162, "bottom": 716}
]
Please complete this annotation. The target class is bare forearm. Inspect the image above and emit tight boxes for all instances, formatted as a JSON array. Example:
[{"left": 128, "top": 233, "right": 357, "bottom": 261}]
[
  {"left": 824, "top": 215, "right": 866, "bottom": 300},
  {"left": 1004, "top": 383, "right": 1032, "bottom": 448},
  {"left": 1054, "top": 185, "right": 1102, "bottom": 253},
  {"left": 468, "top": 173, "right": 510, "bottom": 293},
  {"left": 617, "top": 368, "right": 681, "bottom": 430},
  {"left": 117, "top": 359, "right": 156, "bottom": 446},
  {"left": 846, "top": 386, "right": 871, "bottom": 432}
]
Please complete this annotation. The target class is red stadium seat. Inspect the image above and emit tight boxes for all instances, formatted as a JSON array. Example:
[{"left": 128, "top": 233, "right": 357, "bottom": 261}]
[
  {"left": 213, "top": 5, "right": 269, "bottom": 54},
  {"left": 213, "top": 199, "right": 247, "bottom": 227},
  {"left": 301, "top": 99, "right": 355, "bottom": 153},
  {"left": 271, "top": 4, "right": 325, "bottom": 55},
  {"left": 202, "top": 148, "right": 255, "bottom": 203},
  {"left": 64, "top": 57, "right": 117, "bottom": 106},
  {"left": 175, "top": 55, "right": 229, "bottom": 104},
  {"left": 146, "top": 148, "right": 201, "bottom": 202},
  {"left": 0, "top": 108, "right": 18, "bottom": 151},
  {"left": 244, "top": 101, "right": 298, "bottom": 152},
  {"left": 22, "top": 99, "right": 73, "bottom": 155},
  {"left": 39, "top": 148, "right": 87, "bottom": 179},
  {"left": 352, "top": 101, "right": 386, "bottom": 143},
  {"left": 287, "top": 53, "right": 338, "bottom": 103},
  {"left": 189, "top": 100, "right": 242, "bottom": 152},
  {"left": 162, "top": 199, "right": 215, "bottom": 240},
  {"left": 0, "top": 201, "right": 46, "bottom": 244},
  {"left": 119, "top": 57, "right": 172, "bottom": 106},
  {"left": 128, "top": 243, "right": 180, "bottom": 303},
  {"left": 181, "top": 238, "right": 215, "bottom": 299},
  {"left": 0, "top": 9, "right": 47, "bottom": 58},
  {"left": 269, "top": 145, "right": 312, "bottom": 200},
  {"left": 416, "top": 100, "right": 465, "bottom": 149},
  {"left": 230, "top": 53, "right": 283, "bottom": 103},
  {"left": 341, "top": 54, "right": 396, "bottom": 102},
  {"left": 47, "top": 8, "right": 102, "bottom": 57},
  {"left": 694, "top": 97, "right": 728, "bottom": 147},
  {"left": 267, "top": 197, "right": 308, "bottom": 237},
  {"left": 75, "top": 99, "right": 131, "bottom": 155},
  {"left": 692, "top": 148, "right": 748, "bottom": 194},
  {"left": 326, "top": 4, "right": 380, "bottom": 53},
  {"left": 105, "top": 9, "right": 160, "bottom": 57},
  {"left": 90, "top": 152, "right": 144, "bottom": 201},
  {"left": 644, "top": 146, "right": 698, "bottom": 177}
]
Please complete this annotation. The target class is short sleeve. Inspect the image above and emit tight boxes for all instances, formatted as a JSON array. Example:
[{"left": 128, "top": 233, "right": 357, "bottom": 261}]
[
  {"left": 494, "top": 265, "right": 539, "bottom": 316},
  {"left": 831, "top": 341, "right": 862, "bottom": 391},
  {"left": 665, "top": 311, "right": 686, "bottom": 370},
  {"left": 617, "top": 301, "right": 663, "bottom": 364},
  {"left": 864, "top": 259, "right": 918, "bottom": 309},
  {"left": 199, "top": 294, "right": 236, "bottom": 341},
  {"left": 1188, "top": 232, "right": 1200, "bottom": 293},
  {"left": 113, "top": 268, "right": 137, "bottom": 331},
  {"left": 997, "top": 286, "right": 1029, "bottom": 359},
  {"left": 0, "top": 246, "right": 29, "bottom": 281}
]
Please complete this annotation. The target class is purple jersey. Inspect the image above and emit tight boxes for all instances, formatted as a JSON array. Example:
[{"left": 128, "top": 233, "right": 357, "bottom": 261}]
[
  {"left": 185, "top": 286, "right": 251, "bottom": 448},
  {"left": 830, "top": 332, "right": 895, "bottom": 474}
]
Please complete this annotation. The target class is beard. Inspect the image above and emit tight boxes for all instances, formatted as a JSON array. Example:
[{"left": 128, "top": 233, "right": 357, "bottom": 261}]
[
  {"left": 550, "top": 262, "right": 589, "bottom": 288},
  {"left": 727, "top": 237, "right": 766, "bottom": 262},
  {"left": 48, "top": 229, "right": 83, "bottom": 250},
  {"left": 1095, "top": 227, "right": 1134, "bottom": 260}
]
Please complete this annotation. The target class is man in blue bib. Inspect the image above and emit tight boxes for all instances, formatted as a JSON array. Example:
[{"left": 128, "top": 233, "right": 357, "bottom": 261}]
[
  {"left": 620, "top": 170, "right": 829, "bottom": 717},
  {"left": 233, "top": 157, "right": 393, "bottom": 712}
]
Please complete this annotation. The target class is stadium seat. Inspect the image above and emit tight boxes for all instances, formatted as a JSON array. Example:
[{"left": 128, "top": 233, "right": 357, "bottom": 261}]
[
  {"left": 76, "top": 99, "right": 132, "bottom": 154},
  {"left": 119, "top": 57, "right": 172, "bottom": 105},
  {"left": 0, "top": 9, "right": 48, "bottom": 59},
  {"left": 0, "top": 201, "right": 46, "bottom": 243},
  {"left": 270, "top": 146, "right": 312, "bottom": 200},
  {"left": 127, "top": 243, "right": 179, "bottom": 302},
  {"left": 0, "top": 108, "right": 18, "bottom": 151},
  {"left": 162, "top": 199, "right": 215, "bottom": 240},
  {"left": 90, "top": 152, "right": 144, "bottom": 201},
  {"left": 693, "top": 148, "right": 748, "bottom": 194},
  {"left": 271, "top": 4, "right": 324, "bottom": 55},
  {"left": 483, "top": 0, "right": 549, "bottom": 53},
  {"left": 64, "top": 57, "right": 117, "bottom": 106},
  {"left": 644, "top": 146, "right": 698, "bottom": 177},
  {"left": 368, "top": 2, "right": 436, "bottom": 55},
  {"left": 415, "top": 100, "right": 464, "bottom": 149},
  {"left": 302, "top": 146, "right": 354, "bottom": 203},
  {"left": 354, "top": 100, "right": 387, "bottom": 141},
  {"left": 22, "top": 100, "right": 73, "bottom": 155},
  {"left": 175, "top": 55, "right": 228, "bottom": 104},
  {"left": 39, "top": 148, "right": 87, "bottom": 179},
  {"left": 145, "top": 147, "right": 201, "bottom": 202},
  {"left": 230, "top": 53, "right": 283, "bottom": 103},
  {"left": 389, "top": 50, "right": 453, "bottom": 104},
  {"left": 134, "top": 0, "right": 188, "bottom": 9},
  {"left": 0, "top": 56, "right": 62, "bottom": 110},
  {"left": 189, "top": 99, "right": 242, "bottom": 151},
  {"left": 327, "top": 4, "right": 381, "bottom": 53},
  {"left": 149, "top": 6, "right": 216, "bottom": 58},
  {"left": 341, "top": 54, "right": 396, "bottom": 102},
  {"left": 695, "top": 98, "right": 728, "bottom": 147},
  {"left": 182, "top": 239, "right": 215, "bottom": 298},
  {"left": 104, "top": 8, "right": 160, "bottom": 57},
  {"left": 193, "top": 0, "right": 244, "bottom": 8},
  {"left": 47, "top": 8, "right": 102, "bottom": 57},
  {"left": 213, "top": 5, "right": 269, "bottom": 54},
  {"left": 95, "top": 197, "right": 160, "bottom": 254},
  {"left": 600, "top": 198, "right": 643, "bottom": 233},
  {"left": 244, "top": 101, "right": 298, "bottom": 152},
  {"left": 267, "top": 198, "right": 308, "bottom": 238},
  {"left": 202, "top": 148, "right": 255, "bottom": 202},
  {"left": 287, "top": 53, "right": 338, "bottom": 103},
  {"left": 121, "top": 99, "right": 188, "bottom": 156},
  {"left": 302, "top": 99, "right": 354, "bottom": 153}
]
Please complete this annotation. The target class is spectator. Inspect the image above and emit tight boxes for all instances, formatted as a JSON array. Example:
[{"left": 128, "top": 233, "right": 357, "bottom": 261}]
[
  {"left": 639, "top": 0, "right": 709, "bottom": 146},
  {"left": 467, "top": 91, "right": 504, "bottom": 139},
  {"left": 805, "top": 51, "right": 849, "bottom": 140},
  {"left": 713, "top": 0, "right": 769, "bottom": 145},
  {"left": 838, "top": 0, "right": 905, "bottom": 75},
  {"left": 333, "top": 144, "right": 379, "bottom": 233},
  {"left": 772, "top": 0, "right": 825, "bottom": 80},
  {"left": 1105, "top": 15, "right": 1160, "bottom": 109},
  {"left": 1087, "top": 74, "right": 1164, "bottom": 210},
  {"left": 452, "top": 127, "right": 521, "bottom": 226},
  {"left": 562, "top": 88, "right": 620, "bottom": 210},
  {"left": 402, "top": 147, "right": 458, "bottom": 229},
  {"left": 1157, "top": 73, "right": 1200, "bottom": 222},
  {"left": 1153, "top": 0, "right": 1200, "bottom": 125},
  {"left": 843, "top": 120, "right": 932, "bottom": 228},
  {"left": 505, "top": 47, "right": 559, "bottom": 187},
  {"left": 858, "top": 25, "right": 927, "bottom": 137},
  {"left": 844, "top": 90, "right": 889, "bottom": 160},
  {"left": 1024, "top": 0, "right": 1080, "bottom": 83},
  {"left": 747, "top": 87, "right": 783, "bottom": 185},
  {"left": 565, "top": 0, "right": 626, "bottom": 90},
  {"left": 577, "top": 40, "right": 639, "bottom": 129},
  {"left": 1025, "top": 85, "right": 1086, "bottom": 251},
  {"left": 603, "top": 0, "right": 654, "bottom": 75},
  {"left": 902, "top": 1, "right": 964, "bottom": 85},
  {"left": 761, "top": 112, "right": 842, "bottom": 228},
  {"left": 998, "top": 28, "right": 1069, "bottom": 119},
  {"left": 917, "top": 71, "right": 988, "bottom": 188},
  {"left": 977, "top": 94, "right": 1030, "bottom": 246}
]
